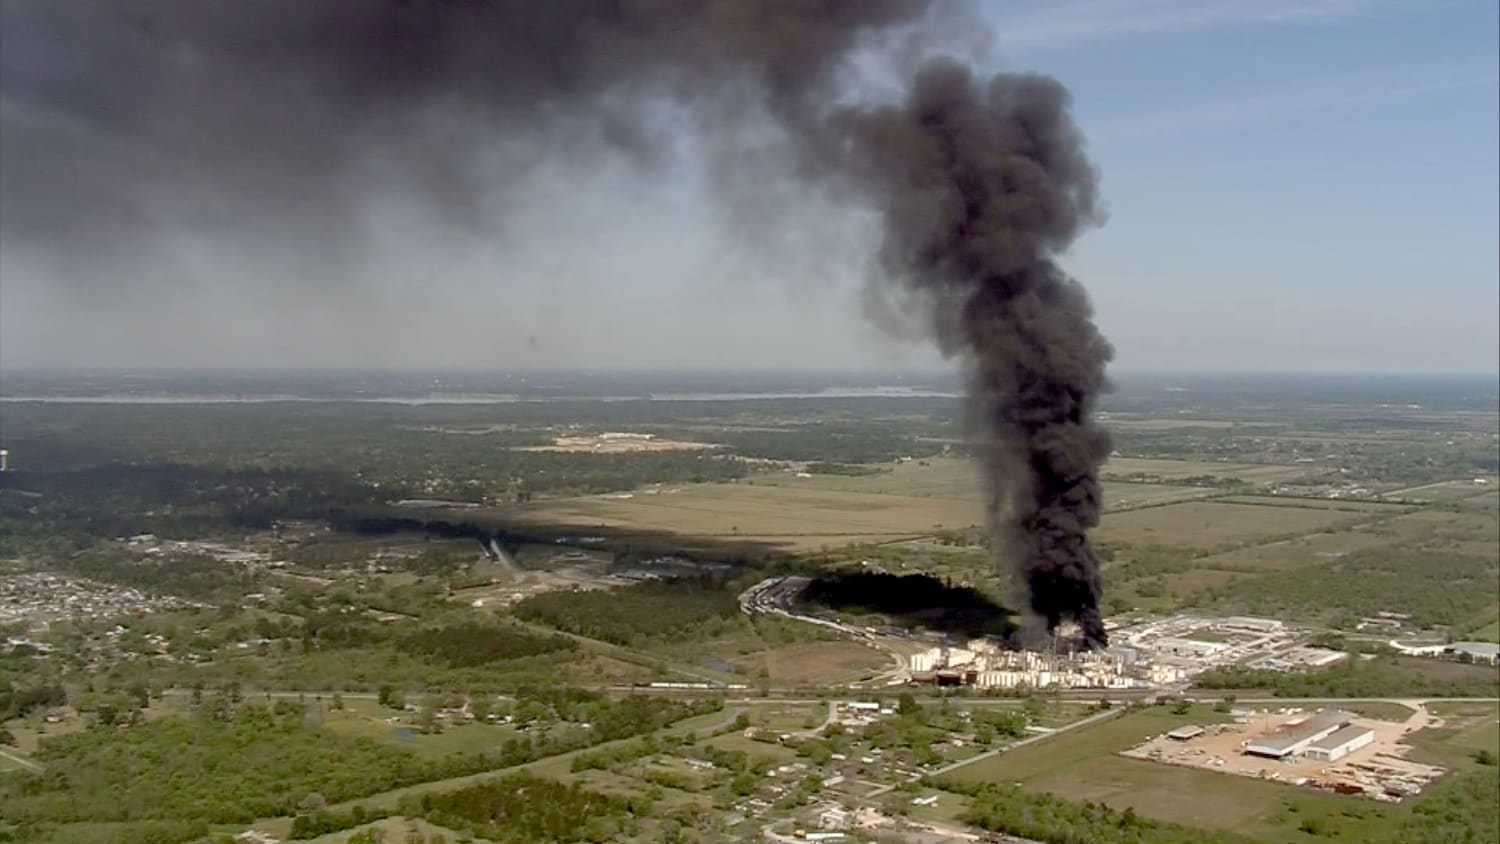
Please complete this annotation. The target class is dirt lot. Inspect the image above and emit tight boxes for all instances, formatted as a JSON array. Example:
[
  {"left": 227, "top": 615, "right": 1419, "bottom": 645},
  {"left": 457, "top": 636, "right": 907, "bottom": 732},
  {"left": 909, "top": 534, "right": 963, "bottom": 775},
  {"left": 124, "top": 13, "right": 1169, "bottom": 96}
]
[{"left": 1121, "top": 708, "right": 1443, "bottom": 798}]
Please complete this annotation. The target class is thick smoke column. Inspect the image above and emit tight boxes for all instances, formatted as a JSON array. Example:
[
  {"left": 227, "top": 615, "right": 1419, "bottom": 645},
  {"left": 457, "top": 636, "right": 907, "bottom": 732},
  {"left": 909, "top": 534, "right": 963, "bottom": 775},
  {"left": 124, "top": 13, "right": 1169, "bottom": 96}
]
[
  {"left": 829, "top": 63, "right": 1113, "bottom": 645},
  {"left": 0, "top": 0, "right": 1111, "bottom": 644}
]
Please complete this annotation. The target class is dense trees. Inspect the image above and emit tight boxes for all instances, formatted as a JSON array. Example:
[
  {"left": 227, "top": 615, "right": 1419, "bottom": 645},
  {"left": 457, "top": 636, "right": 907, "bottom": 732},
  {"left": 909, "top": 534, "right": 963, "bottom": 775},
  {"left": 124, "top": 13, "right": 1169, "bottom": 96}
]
[
  {"left": 1, "top": 689, "right": 717, "bottom": 835},
  {"left": 1203, "top": 548, "right": 1499, "bottom": 629},
  {"left": 1, "top": 705, "right": 427, "bottom": 825},
  {"left": 514, "top": 579, "right": 739, "bottom": 646},
  {"left": 1194, "top": 657, "right": 1500, "bottom": 698},
  {"left": 399, "top": 622, "right": 575, "bottom": 668},
  {"left": 402, "top": 773, "right": 647, "bottom": 843},
  {"left": 1383, "top": 768, "right": 1499, "bottom": 843}
]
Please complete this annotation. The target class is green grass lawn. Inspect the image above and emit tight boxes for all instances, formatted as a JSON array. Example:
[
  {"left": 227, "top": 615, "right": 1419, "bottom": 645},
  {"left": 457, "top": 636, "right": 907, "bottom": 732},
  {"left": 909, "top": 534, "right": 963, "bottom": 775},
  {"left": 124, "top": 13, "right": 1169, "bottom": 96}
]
[
  {"left": 321, "top": 709, "right": 521, "bottom": 760},
  {"left": 903, "top": 787, "right": 973, "bottom": 824},
  {"left": 936, "top": 704, "right": 1403, "bottom": 842},
  {"left": 1406, "top": 702, "right": 1500, "bottom": 768},
  {"left": 694, "top": 732, "right": 800, "bottom": 763},
  {"left": 1341, "top": 701, "right": 1418, "bottom": 722}
]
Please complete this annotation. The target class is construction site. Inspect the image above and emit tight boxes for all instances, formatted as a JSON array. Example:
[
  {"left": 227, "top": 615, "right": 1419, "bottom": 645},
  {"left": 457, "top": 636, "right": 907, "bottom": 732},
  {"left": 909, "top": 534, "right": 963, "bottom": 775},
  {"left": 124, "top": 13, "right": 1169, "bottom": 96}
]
[{"left": 1123, "top": 706, "right": 1448, "bottom": 802}]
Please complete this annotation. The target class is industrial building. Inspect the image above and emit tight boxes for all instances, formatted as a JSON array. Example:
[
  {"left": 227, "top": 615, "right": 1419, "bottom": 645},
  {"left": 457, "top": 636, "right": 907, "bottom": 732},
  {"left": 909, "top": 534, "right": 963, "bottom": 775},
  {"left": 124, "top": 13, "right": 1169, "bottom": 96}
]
[
  {"left": 1154, "top": 637, "right": 1229, "bottom": 659},
  {"left": 1221, "top": 617, "right": 1284, "bottom": 634},
  {"left": 1244, "top": 710, "right": 1355, "bottom": 759},
  {"left": 1167, "top": 725, "right": 1205, "bottom": 741},
  {"left": 1304, "top": 726, "right": 1376, "bottom": 762}
]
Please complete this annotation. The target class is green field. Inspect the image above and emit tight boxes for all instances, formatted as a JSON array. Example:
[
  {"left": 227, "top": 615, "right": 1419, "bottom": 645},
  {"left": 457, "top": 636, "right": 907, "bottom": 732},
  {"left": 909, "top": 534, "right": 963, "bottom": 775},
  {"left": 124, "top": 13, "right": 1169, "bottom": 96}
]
[
  {"left": 531, "top": 481, "right": 980, "bottom": 549},
  {"left": 1100, "top": 456, "right": 1310, "bottom": 482},
  {"left": 1383, "top": 478, "right": 1499, "bottom": 502},
  {"left": 322, "top": 704, "right": 521, "bottom": 760},
  {"left": 1194, "top": 528, "right": 1396, "bottom": 573},
  {"left": 1406, "top": 702, "right": 1500, "bottom": 769},
  {"left": 938, "top": 705, "right": 1406, "bottom": 842},
  {"left": 529, "top": 458, "right": 1230, "bottom": 549},
  {"left": 1097, "top": 500, "right": 1365, "bottom": 550}
]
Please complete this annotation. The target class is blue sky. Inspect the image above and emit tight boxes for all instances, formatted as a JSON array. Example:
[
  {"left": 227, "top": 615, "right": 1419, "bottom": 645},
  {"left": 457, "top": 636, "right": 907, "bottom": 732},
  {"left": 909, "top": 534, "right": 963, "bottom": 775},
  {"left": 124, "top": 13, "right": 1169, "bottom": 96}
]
[
  {"left": 1, "top": 0, "right": 1495, "bottom": 374},
  {"left": 990, "top": 0, "right": 1499, "bottom": 373}
]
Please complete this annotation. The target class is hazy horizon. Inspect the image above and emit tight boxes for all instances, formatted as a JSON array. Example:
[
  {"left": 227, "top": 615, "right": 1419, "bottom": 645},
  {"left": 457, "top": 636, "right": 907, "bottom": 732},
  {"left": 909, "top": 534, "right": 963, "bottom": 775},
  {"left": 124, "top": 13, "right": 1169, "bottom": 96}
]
[{"left": 2, "top": 1, "right": 1496, "bottom": 374}]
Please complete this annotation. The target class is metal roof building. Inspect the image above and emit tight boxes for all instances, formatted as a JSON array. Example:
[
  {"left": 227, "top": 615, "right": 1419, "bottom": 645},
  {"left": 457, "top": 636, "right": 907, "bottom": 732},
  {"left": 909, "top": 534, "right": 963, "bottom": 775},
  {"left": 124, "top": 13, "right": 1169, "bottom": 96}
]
[
  {"left": 1304, "top": 726, "right": 1375, "bottom": 762},
  {"left": 1244, "top": 710, "right": 1355, "bottom": 759},
  {"left": 1167, "top": 725, "right": 1206, "bottom": 741}
]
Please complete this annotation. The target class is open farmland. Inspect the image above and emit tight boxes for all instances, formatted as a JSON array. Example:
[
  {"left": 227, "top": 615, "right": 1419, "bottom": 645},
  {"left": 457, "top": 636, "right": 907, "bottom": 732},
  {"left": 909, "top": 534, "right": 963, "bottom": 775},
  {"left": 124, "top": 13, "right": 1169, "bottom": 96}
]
[
  {"left": 530, "top": 482, "right": 981, "bottom": 548},
  {"left": 1211, "top": 494, "right": 1412, "bottom": 513},
  {"left": 1194, "top": 528, "right": 1398, "bottom": 573},
  {"left": 1382, "top": 477, "right": 1499, "bottom": 502},
  {"left": 1100, "top": 456, "right": 1311, "bottom": 483},
  {"left": 748, "top": 455, "right": 1268, "bottom": 504},
  {"left": 1095, "top": 500, "right": 1366, "bottom": 550},
  {"left": 531, "top": 458, "right": 1233, "bottom": 549}
]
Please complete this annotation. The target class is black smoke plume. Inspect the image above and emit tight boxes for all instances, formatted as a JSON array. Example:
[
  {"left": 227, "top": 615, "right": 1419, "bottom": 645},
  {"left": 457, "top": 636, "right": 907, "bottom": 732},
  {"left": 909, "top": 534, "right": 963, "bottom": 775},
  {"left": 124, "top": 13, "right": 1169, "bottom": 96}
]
[{"left": 0, "top": 0, "right": 1110, "bottom": 644}]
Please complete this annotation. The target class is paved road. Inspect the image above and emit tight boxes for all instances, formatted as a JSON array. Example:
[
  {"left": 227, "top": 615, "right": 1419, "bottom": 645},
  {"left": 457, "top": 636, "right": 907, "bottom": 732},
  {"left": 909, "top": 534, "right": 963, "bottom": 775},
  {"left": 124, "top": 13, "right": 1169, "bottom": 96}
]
[{"left": 0, "top": 747, "right": 43, "bottom": 773}]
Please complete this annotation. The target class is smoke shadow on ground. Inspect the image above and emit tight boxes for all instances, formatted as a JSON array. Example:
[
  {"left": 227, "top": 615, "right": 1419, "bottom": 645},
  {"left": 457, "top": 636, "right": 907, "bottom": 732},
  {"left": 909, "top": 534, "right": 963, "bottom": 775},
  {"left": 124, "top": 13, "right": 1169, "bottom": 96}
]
[
  {"left": 800, "top": 571, "right": 1016, "bottom": 641},
  {"left": 330, "top": 506, "right": 798, "bottom": 571}
]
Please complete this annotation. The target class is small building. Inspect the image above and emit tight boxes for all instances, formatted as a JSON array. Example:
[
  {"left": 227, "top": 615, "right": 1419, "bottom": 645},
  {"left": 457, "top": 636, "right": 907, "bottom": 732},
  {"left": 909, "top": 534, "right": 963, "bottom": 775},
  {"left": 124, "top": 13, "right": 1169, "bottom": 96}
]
[
  {"left": 1167, "top": 725, "right": 1205, "bottom": 741},
  {"left": 819, "top": 807, "right": 850, "bottom": 829},
  {"left": 1304, "top": 726, "right": 1375, "bottom": 762}
]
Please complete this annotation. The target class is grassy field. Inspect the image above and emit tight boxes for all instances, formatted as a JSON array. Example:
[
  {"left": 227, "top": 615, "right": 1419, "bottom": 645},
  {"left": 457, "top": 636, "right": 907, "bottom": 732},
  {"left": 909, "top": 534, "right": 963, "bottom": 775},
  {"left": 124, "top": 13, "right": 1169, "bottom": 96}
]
[
  {"left": 1194, "top": 528, "right": 1396, "bottom": 572},
  {"left": 1096, "top": 500, "right": 1364, "bottom": 550},
  {"left": 747, "top": 457, "right": 1217, "bottom": 506},
  {"left": 1101, "top": 456, "right": 1309, "bottom": 482},
  {"left": 526, "top": 459, "right": 1249, "bottom": 550},
  {"left": 1212, "top": 494, "right": 1413, "bottom": 513},
  {"left": 939, "top": 705, "right": 1407, "bottom": 842},
  {"left": 531, "top": 481, "right": 980, "bottom": 549},
  {"left": 744, "top": 641, "right": 892, "bottom": 686},
  {"left": 1405, "top": 702, "right": 1500, "bottom": 769},
  {"left": 322, "top": 705, "right": 521, "bottom": 760},
  {"left": 1383, "top": 478, "right": 1498, "bottom": 502}
]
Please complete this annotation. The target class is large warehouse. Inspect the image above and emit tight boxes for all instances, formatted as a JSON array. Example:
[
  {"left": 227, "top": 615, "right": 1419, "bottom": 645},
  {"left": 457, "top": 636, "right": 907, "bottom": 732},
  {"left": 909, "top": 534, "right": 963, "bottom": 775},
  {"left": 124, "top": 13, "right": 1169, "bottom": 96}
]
[
  {"left": 1244, "top": 710, "right": 1356, "bottom": 759},
  {"left": 1304, "top": 725, "right": 1376, "bottom": 762}
]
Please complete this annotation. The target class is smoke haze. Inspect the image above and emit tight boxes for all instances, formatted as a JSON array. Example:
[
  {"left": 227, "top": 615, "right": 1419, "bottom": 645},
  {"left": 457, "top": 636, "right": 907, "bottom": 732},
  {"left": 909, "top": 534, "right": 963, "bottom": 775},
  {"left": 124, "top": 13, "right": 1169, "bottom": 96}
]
[{"left": 0, "top": 0, "right": 1110, "bottom": 640}]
